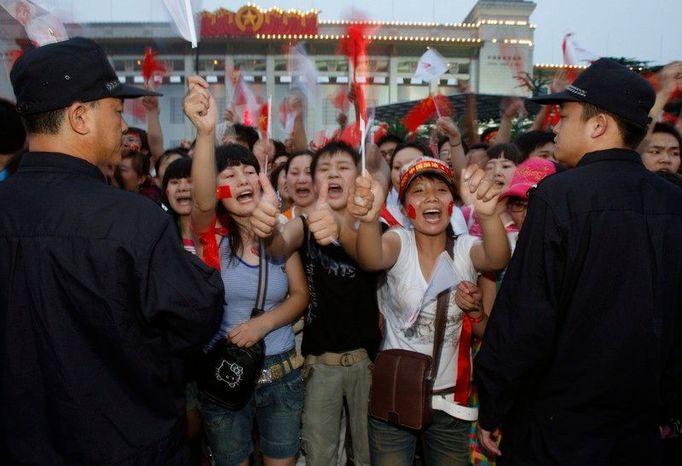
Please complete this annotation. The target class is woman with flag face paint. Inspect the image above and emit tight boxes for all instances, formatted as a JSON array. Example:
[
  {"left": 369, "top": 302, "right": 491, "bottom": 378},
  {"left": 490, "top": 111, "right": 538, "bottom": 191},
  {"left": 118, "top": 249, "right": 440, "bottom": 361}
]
[
  {"left": 383, "top": 141, "right": 469, "bottom": 235},
  {"left": 346, "top": 158, "right": 510, "bottom": 466},
  {"left": 184, "top": 76, "right": 309, "bottom": 466}
]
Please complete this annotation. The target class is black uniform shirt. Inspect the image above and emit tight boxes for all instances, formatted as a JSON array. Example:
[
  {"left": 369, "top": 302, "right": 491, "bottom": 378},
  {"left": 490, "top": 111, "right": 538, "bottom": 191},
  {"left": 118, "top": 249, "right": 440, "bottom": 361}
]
[
  {"left": 0, "top": 152, "right": 224, "bottom": 465},
  {"left": 475, "top": 149, "right": 682, "bottom": 456}
]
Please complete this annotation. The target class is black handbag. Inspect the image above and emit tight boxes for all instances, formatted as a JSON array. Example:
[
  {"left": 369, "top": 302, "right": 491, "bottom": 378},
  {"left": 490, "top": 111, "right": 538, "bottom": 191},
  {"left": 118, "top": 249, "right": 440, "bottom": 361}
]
[{"left": 197, "top": 240, "right": 268, "bottom": 410}]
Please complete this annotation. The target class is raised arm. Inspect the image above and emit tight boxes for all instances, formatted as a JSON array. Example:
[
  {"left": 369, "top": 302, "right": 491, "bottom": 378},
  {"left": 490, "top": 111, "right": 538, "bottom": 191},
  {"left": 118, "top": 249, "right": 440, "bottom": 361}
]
[
  {"left": 457, "top": 80, "right": 479, "bottom": 144},
  {"left": 494, "top": 97, "right": 526, "bottom": 145},
  {"left": 638, "top": 61, "right": 682, "bottom": 151},
  {"left": 290, "top": 95, "right": 309, "bottom": 153},
  {"left": 463, "top": 165, "right": 511, "bottom": 272},
  {"left": 184, "top": 76, "right": 218, "bottom": 234},
  {"left": 437, "top": 116, "right": 467, "bottom": 184},
  {"left": 142, "top": 95, "right": 164, "bottom": 167},
  {"left": 531, "top": 70, "right": 568, "bottom": 131},
  {"left": 346, "top": 173, "right": 400, "bottom": 271}
]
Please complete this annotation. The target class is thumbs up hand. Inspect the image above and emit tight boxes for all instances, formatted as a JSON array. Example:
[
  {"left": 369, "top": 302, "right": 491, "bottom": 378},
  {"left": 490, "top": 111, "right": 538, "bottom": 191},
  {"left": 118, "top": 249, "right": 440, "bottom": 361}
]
[
  {"left": 347, "top": 173, "right": 384, "bottom": 223},
  {"left": 251, "top": 172, "right": 281, "bottom": 238},
  {"left": 308, "top": 178, "right": 339, "bottom": 246}
]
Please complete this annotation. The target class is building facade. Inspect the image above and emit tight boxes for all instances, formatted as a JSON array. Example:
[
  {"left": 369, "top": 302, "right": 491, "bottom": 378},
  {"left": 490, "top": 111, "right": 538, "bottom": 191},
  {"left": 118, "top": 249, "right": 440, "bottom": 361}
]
[{"left": 1, "top": 0, "right": 538, "bottom": 146}]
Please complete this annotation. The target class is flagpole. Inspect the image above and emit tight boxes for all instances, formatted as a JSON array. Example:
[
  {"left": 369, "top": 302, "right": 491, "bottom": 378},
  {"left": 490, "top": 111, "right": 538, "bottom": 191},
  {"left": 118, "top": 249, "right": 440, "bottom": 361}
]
[
  {"left": 432, "top": 94, "right": 442, "bottom": 119},
  {"left": 360, "top": 117, "right": 366, "bottom": 174},
  {"left": 265, "top": 95, "right": 272, "bottom": 176}
]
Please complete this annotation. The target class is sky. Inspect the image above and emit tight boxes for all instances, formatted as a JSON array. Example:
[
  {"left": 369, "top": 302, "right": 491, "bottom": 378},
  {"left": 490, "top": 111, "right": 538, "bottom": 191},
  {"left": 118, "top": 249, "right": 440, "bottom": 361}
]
[{"left": 21, "top": 0, "right": 682, "bottom": 65}]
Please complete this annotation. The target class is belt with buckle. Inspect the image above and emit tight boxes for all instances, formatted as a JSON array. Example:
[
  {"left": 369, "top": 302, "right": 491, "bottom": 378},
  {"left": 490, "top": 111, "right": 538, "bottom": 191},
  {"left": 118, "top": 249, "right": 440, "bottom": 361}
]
[
  {"left": 305, "top": 348, "right": 369, "bottom": 367},
  {"left": 258, "top": 351, "right": 304, "bottom": 385}
]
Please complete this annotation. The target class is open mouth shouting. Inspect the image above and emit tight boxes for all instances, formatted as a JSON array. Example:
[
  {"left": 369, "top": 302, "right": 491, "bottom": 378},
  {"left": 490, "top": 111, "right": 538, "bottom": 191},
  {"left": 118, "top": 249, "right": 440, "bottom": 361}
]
[
  {"left": 174, "top": 193, "right": 192, "bottom": 208},
  {"left": 422, "top": 207, "right": 443, "bottom": 223},
  {"left": 327, "top": 181, "right": 344, "bottom": 199},
  {"left": 295, "top": 186, "right": 312, "bottom": 199},
  {"left": 235, "top": 189, "right": 255, "bottom": 204}
]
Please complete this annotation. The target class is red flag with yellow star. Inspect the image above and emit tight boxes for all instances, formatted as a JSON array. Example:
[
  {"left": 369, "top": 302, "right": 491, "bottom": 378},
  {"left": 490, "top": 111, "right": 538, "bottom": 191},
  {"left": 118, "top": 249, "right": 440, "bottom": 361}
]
[{"left": 258, "top": 101, "right": 269, "bottom": 136}]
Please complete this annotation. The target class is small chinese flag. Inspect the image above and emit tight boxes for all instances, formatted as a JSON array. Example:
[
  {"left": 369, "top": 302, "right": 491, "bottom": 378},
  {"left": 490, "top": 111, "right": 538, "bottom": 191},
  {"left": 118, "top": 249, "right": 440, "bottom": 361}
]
[{"left": 258, "top": 101, "right": 270, "bottom": 136}]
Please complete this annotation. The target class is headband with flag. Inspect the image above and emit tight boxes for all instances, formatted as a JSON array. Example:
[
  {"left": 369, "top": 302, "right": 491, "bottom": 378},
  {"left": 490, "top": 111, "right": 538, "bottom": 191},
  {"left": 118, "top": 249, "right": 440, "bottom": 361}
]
[{"left": 399, "top": 157, "right": 454, "bottom": 202}]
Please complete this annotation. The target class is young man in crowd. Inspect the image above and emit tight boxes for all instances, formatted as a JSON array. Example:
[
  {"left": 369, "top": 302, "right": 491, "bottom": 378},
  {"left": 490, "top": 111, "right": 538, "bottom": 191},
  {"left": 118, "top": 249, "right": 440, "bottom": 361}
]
[
  {"left": 251, "top": 141, "right": 381, "bottom": 466},
  {"left": 475, "top": 58, "right": 682, "bottom": 465},
  {"left": 1, "top": 37, "right": 225, "bottom": 465},
  {"left": 639, "top": 122, "right": 681, "bottom": 174}
]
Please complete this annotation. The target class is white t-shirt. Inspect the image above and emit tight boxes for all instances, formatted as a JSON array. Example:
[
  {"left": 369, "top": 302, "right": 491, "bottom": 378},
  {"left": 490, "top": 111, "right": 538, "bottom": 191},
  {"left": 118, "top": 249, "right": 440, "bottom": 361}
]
[
  {"left": 384, "top": 188, "right": 469, "bottom": 236},
  {"left": 378, "top": 228, "right": 479, "bottom": 390}
]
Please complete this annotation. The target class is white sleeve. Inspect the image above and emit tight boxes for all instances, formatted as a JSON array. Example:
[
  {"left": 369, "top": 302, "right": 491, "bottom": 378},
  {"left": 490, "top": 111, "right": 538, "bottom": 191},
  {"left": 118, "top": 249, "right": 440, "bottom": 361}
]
[
  {"left": 453, "top": 234, "right": 479, "bottom": 282},
  {"left": 450, "top": 205, "right": 469, "bottom": 236}
]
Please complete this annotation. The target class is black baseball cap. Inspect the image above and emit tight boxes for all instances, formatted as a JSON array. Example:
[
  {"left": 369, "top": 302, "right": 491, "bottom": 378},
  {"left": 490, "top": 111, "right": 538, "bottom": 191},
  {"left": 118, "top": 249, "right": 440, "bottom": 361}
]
[
  {"left": 531, "top": 58, "right": 655, "bottom": 129},
  {"left": 10, "top": 37, "right": 161, "bottom": 115}
]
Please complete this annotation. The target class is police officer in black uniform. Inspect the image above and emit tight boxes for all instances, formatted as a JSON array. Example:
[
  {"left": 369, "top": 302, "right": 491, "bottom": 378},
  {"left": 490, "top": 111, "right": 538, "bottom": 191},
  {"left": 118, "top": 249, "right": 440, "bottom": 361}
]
[
  {"left": 1, "top": 38, "right": 224, "bottom": 465},
  {"left": 475, "top": 58, "right": 682, "bottom": 465}
]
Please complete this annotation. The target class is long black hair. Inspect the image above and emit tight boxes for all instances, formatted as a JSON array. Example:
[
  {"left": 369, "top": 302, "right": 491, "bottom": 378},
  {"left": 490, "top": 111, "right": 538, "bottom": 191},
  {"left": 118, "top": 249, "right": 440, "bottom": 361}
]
[
  {"left": 161, "top": 157, "right": 193, "bottom": 222},
  {"left": 215, "top": 144, "right": 261, "bottom": 263}
]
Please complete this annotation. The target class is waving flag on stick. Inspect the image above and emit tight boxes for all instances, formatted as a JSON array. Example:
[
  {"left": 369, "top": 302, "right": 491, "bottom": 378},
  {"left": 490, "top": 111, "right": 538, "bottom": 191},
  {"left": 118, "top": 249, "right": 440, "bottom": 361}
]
[
  {"left": 562, "top": 33, "right": 599, "bottom": 82},
  {"left": 287, "top": 43, "right": 318, "bottom": 104},
  {"left": 142, "top": 48, "right": 166, "bottom": 89},
  {"left": 338, "top": 21, "right": 379, "bottom": 82},
  {"left": 230, "top": 69, "right": 262, "bottom": 127},
  {"left": 402, "top": 94, "right": 454, "bottom": 133},
  {"left": 332, "top": 87, "right": 350, "bottom": 113},
  {"left": 162, "top": 0, "right": 198, "bottom": 48},
  {"left": 338, "top": 16, "right": 380, "bottom": 124},
  {"left": 0, "top": 0, "right": 68, "bottom": 47},
  {"left": 414, "top": 48, "right": 449, "bottom": 84}
]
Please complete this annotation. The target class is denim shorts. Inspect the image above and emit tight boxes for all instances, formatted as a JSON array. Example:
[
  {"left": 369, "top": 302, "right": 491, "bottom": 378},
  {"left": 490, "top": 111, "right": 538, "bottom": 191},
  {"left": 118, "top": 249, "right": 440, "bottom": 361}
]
[{"left": 200, "top": 352, "right": 304, "bottom": 466}]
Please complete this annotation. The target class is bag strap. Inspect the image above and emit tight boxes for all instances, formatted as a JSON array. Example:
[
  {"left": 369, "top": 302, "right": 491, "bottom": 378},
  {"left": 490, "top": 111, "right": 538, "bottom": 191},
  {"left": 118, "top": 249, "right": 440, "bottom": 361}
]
[
  {"left": 251, "top": 238, "right": 268, "bottom": 317},
  {"left": 428, "top": 233, "right": 455, "bottom": 384}
]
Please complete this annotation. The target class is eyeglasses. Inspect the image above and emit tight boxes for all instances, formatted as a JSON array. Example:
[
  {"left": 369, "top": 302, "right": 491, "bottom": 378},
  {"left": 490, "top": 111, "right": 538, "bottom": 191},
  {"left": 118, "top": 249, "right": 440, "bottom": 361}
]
[{"left": 508, "top": 199, "right": 528, "bottom": 212}]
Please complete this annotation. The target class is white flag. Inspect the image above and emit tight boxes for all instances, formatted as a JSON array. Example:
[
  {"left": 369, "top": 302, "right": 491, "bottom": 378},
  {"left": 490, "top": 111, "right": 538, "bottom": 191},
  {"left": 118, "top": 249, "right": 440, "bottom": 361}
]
[
  {"left": 162, "top": 0, "right": 198, "bottom": 48},
  {"left": 288, "top": 43, "right": 318, "bottom": 102},
  {"left": 414, "top": 48, "right": 449, "bottom": 84},
  {"left": 0, "top": 0, "right": 68, "bottom": 47},
  {"left": 562, "top": 33, "right": 599, "bottom": 65}
]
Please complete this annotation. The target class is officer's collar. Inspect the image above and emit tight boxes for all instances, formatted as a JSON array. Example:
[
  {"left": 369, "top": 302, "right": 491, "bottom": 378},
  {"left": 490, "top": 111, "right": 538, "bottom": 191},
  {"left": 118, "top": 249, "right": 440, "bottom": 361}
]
[
  {"left": 19, "top": 152, "right": 107, "bottom": 183},
  {"left": 577, "top": 148, "right": 643, "bottom": 168}
]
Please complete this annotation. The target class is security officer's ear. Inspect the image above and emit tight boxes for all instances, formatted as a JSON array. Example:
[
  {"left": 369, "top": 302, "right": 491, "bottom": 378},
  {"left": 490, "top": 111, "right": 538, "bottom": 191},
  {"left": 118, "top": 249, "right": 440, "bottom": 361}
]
[
  {"left": 590, "top": 112, "right": 610, "bottom": 139},
  {"left": 66, "top": 101, "right": 93, "bottom": 136}
]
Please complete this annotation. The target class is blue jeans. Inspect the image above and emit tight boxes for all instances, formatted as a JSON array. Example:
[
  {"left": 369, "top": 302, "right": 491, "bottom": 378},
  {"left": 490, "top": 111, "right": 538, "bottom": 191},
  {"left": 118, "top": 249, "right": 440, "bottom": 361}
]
[
  {"left": 200, "top": 357, "right": 304, "bottom": 466},
  {"left": 369, "top": 410, "right": 470, "bottom": 466}
]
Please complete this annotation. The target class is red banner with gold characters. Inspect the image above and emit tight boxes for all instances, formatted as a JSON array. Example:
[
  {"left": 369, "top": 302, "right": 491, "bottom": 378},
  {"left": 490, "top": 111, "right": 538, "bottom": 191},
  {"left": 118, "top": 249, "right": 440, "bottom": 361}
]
[{"left": 200, "top": 5, "right": 318, "bottom": 38}]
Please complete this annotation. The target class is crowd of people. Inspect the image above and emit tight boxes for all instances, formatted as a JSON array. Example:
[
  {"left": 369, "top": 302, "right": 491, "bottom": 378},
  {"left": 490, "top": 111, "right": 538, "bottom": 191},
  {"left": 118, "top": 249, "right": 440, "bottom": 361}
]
[{"left": 1, "top": 37, "right": 681, "bottom": 466}]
